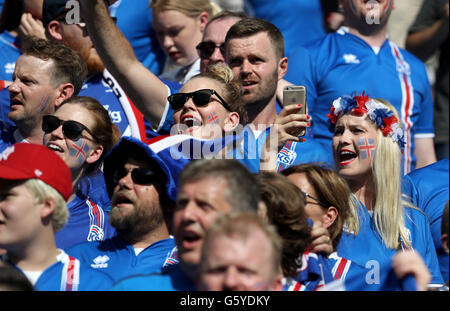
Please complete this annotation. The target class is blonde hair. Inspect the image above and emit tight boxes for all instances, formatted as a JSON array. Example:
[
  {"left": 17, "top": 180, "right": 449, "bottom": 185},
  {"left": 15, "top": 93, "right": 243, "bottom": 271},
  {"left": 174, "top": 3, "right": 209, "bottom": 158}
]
[
  {"left": 344, "top": 99, "right": 414, "bottom": 249},
  {"left": 150, "top": 0, "right": 220, "bottom": 18},
  {"left": 371, "top": 99, "right": 414, "bottom": 249},
  {"left": 23, "top": 179, "right": 69, "bottom": 233},
  {"left": 191, "top": 64, "right": 248, "bottom": 124}
]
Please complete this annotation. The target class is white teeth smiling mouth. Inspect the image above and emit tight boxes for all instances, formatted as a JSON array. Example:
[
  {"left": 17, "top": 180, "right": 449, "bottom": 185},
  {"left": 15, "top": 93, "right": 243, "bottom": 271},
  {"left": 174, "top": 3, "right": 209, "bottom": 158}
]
[
  {"left": 47, "top": 143, "right": 63, "bottom": 152},
  {"left": 181, "top": 117, "right": 202, "bottom": 128}
]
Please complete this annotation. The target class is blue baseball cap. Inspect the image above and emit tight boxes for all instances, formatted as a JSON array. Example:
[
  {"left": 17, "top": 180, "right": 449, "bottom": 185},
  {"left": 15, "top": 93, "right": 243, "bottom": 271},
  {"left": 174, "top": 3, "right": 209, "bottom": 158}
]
[{"left": 103, "top": 136, "right": 178, "bottom": 203}]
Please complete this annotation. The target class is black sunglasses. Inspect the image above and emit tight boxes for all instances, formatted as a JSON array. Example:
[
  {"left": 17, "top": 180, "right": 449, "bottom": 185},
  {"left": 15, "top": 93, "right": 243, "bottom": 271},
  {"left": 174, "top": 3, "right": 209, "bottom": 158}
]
[
  {"left": 196, "top": 41, "right": 226, "bottom": 59},
  {"left": 167, "top": 89, "right": 232, "bottom": 112},
  {"left": 300, "top": 191, "right": 327, "bottom": 208},
  {"left": 113, "top": 167, "right": 159, "bottom": 185},
  {"left": 42, "top": 115, "right": 97, "bottom": 142}
]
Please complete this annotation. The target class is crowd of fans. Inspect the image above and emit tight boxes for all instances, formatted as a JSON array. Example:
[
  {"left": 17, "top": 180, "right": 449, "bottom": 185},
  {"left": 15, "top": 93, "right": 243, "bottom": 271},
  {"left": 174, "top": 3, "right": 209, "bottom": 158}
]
[{"left": 0, "top": 0, "right": 448, "bottom": 293}]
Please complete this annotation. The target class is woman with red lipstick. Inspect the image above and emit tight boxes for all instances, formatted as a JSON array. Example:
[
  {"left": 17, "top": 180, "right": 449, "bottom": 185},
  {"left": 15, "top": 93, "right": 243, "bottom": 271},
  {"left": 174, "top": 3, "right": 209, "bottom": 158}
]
[
  {"left": 328, "top": 91, "right": 443, "bottom": 286},
  {"left": 42, "top": 96, "right": 119, "bottom": 249},
  {"left": 151, "top": 0, "right": 220, "bottom": 84}
]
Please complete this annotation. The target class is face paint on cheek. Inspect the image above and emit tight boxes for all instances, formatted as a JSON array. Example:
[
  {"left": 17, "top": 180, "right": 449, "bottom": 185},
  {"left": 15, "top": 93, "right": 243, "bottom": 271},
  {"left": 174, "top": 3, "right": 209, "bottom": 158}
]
[
  {"left": 35, "top": 95, "right": 50, "bottom": 114},
  {"left": 208, "top": 112, "right": 220, "bottom": 125},
  {"left": 357, "top": 137, "right": 375, "bottom": 159},
  {"left": 69, "top": 138, "right": 90, "bottom": 165}
]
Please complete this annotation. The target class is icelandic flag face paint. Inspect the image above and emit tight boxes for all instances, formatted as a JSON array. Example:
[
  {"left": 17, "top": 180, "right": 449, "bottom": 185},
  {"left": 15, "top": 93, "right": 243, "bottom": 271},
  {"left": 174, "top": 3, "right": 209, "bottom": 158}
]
[
  {"left": 69, "top": 138, "right": 90, "bottom": 165},
  {"left": 357, "top": 137, "right": 375, "bottom": 159},
  {"left": 208, "top": 112, "right": 220, "bottom": 125}
]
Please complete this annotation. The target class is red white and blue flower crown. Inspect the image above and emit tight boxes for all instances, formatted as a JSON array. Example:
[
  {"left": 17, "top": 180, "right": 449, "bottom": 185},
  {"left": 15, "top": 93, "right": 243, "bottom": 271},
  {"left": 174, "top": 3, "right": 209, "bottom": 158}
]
[{"left": 327, "top": 92, "right": 406, "bottom": 150}]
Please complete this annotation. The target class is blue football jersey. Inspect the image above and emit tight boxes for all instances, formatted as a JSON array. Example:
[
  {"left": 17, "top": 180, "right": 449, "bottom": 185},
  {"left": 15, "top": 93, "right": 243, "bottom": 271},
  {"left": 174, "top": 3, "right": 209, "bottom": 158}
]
[
  {"left": 65, "top": 236, "right": 176, "bottom": 282},
  {"left": 337, "top": 200, "right": 443, "bottom": 285},
  {"left": 110, "top": 264, "right": 196, "bottom": 291},
  {"left": 245, "top": 0, "right": 326, "bottom": 58},
  {"left": 327, "top": 252, "right": 418, "bottom": 291},
  {"left": 402, "top": 158, "right": 449, "bottom": 282},
  {"left": 291, "top": 27, "right": 434, "bottom": 174},
  {"left": 5, "top": 250, "right": 114, "bottom": 291},
  {"left": 0, "top": 127, "right": 17, "bottom": 153},
  {"left": 0, "top": 31, "right": 20, "bottom": 81},
  {"left": 277, "top": 139, "right": 334, "bottom": 172},
  {"left": 0, "top": 86, "right": 14, "bottom": 133},
  {"left": 109, "top": 0, "right": 166, "bottom": 75},
  {"left": 291, "top": 251, "right": 334, "bottom": 291},
  {"left": 79, "top": 70, "right": 147, "bottom": 140},
  {"left": 55, "top": 171, "right": 117, "bottom": 249}
]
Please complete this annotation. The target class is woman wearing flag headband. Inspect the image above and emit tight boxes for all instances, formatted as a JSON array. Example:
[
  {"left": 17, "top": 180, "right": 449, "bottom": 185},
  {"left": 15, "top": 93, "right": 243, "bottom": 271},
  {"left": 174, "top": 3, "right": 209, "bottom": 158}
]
[{"left": 328, "top": 91, "right": 443, "bottom": 286}]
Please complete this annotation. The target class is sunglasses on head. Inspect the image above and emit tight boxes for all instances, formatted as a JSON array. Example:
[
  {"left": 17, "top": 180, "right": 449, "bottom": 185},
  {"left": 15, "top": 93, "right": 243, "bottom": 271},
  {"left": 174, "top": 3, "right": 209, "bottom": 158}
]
[
  {"left": 196, "top": 41, "right": 226, "bottom": 59},
  {"left": 167, "top": 89, "right": 232, "bottom": 112},
  {"left": 42, "top": 115, "right": 97, "bottom": 142},
  {"left": 113, "top": 167, "right": 159, "bottom": 186}
]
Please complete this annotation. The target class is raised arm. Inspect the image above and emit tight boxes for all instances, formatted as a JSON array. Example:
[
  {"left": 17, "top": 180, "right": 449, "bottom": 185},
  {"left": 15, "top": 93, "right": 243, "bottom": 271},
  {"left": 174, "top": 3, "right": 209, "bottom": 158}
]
[{"left": 79, "top": 0, "right": 169, "bottom": 128}]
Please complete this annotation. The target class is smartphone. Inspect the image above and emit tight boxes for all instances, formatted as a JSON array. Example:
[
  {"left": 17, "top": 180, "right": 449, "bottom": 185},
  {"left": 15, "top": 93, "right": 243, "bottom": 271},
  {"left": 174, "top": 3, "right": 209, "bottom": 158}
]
[{"left": 283, "top": 85, "right": 307, "bottom": 137}]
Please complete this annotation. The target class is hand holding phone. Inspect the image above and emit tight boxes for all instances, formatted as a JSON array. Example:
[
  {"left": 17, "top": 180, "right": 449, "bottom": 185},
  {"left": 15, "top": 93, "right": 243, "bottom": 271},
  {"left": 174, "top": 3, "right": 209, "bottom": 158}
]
[{"left": 283, "top": 85, "right": 307, "bottom": 137}]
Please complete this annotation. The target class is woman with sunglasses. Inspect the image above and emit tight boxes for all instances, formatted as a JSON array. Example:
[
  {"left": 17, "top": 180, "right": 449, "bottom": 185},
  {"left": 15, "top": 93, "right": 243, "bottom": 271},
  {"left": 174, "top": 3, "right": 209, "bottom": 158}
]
[
  {"left": 257, "top": 172, "right": 335, "bottom": 291},
  {"left": 42, "top": 96, "right": 119, "bottom": 249},
  {"left": 281, "top": 163, "right": 434, "bottom": 290},
  {"left": 168, "top": 63, "right": 246, "bottom": 139},
  {"left": 151, "top": 0, "right": 220, "bottom": 84},
  {"left": 163, "top": 63, "right": 309, "bottom": 174},
  {"left": 326, "top": 92, "right": 443, "bottom": 287},
  {"left": 281, "top": 164, "right": 351, "bottom": 253}
]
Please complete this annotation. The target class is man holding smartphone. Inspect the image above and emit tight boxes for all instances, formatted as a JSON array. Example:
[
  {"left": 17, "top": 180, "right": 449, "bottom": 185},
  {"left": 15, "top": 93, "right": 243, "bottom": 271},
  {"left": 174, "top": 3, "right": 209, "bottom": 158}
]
[{"left": 288, "top": 0, "right": 436, "bottom": 174}]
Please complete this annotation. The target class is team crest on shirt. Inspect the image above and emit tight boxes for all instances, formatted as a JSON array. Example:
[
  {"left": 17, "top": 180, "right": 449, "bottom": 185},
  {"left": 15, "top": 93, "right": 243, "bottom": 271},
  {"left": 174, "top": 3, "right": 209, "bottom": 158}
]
[
  {"left": 277, "top": 146, "right": 297, "bottom": 166},
  {"left": 87, "top": 225, "right": 105, "bottom": 242}
]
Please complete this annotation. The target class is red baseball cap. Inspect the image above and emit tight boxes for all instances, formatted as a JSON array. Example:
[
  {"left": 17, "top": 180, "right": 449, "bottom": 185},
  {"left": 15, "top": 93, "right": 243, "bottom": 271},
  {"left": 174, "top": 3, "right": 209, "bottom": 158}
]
[{"left": 0, "top": 143, "right": 73, "bottom": 201}]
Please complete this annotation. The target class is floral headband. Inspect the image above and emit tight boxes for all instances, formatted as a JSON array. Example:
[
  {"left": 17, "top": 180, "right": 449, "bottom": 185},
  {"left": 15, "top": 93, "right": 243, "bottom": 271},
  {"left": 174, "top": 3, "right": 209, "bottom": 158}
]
[{"left": 327, "top": 92, "right": 406, "bottom": 150}]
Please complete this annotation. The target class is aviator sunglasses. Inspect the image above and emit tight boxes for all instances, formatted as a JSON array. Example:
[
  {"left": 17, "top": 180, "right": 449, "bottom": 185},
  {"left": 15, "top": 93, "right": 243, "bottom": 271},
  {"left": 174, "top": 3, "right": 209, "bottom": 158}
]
[
  {"left": 42, "top": 115, "right": 97, "bottom": 142},
  {"left": 196, "top": 41, "right": 226, "bottom": 59},
  {"left": 168, "top": 89, "right": 232, "bottom": 112},
  {"left": 113, "top": 167, "right": 159, "bottom": 186}
]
